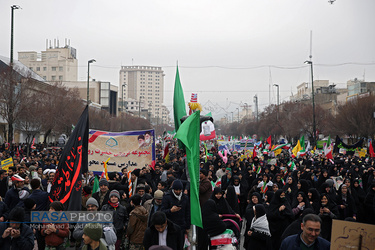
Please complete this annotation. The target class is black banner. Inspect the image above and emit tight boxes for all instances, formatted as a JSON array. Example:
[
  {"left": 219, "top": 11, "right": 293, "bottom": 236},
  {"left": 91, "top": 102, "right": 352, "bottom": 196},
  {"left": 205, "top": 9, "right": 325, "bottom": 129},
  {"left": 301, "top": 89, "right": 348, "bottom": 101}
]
[
  {"left": 49, "top": 106, "right": 89, "bottom": 211},
  {"left": 334, "top": 135, "right": 364, "bottom": 153}
]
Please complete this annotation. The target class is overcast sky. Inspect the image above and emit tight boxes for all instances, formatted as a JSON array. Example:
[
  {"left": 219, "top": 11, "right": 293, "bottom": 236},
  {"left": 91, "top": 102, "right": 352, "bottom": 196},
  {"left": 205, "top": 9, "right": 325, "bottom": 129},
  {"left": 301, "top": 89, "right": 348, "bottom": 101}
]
[{"left": 1, "top": 0, "right": 374, "bottom": 119}]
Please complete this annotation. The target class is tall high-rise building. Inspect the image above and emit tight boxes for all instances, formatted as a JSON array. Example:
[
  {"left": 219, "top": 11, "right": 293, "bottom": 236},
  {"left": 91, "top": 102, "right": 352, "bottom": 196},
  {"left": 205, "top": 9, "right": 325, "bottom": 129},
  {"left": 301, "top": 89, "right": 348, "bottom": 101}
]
[
  {"left": 18, "top": 40, "right": 77, "bottom": 82},
  {"left": 119, "top": 65, "right": 167, "bottom": 123}
]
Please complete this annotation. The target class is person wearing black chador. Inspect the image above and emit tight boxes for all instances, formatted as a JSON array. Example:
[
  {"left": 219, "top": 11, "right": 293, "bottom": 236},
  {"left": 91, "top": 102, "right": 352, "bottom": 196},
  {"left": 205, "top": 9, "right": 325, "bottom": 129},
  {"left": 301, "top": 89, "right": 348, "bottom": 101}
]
[
  {"left": 198, "top": 199, "right": 226, "bottom": 250},
  {"left": 211, "top": 187, "right": 239, "bottom": 218},
  {"left": 318, "top": 193, "right": 339, "bottom": 241},
  {"left": 336, "top": 184, "right": 357, "bottom": 220},
  {"left": 246, "top": 204, "right": 272, "bottom": 250},
  {"left": 266, "top": 190, "right": 294, "bottom": 250}
]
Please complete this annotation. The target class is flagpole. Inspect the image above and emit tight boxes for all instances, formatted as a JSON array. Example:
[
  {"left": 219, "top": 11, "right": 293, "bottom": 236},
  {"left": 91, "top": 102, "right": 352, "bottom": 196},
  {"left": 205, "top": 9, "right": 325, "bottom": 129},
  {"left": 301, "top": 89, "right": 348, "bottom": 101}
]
[{"left": 191, "top": 225, "right": 197, "bottom": 250}]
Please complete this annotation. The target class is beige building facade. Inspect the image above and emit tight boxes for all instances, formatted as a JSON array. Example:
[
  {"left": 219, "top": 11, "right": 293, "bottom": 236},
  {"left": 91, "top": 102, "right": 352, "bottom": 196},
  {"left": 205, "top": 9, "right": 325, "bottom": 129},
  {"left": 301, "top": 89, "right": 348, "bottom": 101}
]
[
  {"left": 119, "top": 65, "right": 168, "bottom": 124},
  {"left": 18, "top": 44, "right": 78, "bottom": 82}
]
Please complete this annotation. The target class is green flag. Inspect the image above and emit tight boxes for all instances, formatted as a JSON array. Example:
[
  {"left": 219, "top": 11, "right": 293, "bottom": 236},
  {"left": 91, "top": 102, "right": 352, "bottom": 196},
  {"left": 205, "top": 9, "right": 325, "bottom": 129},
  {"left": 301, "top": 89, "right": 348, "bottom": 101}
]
[
  {"left": 300, "top": 135, "right": 305, "bottom": 150},
  {"left": 173, "top": 66, "right": 187, "bottom": 149},
  {"left": 174, "top": 111, "right": 202, "bottom": 228},
  {"left": 92, "top": 176, "right": 99, "bottom": 193}
]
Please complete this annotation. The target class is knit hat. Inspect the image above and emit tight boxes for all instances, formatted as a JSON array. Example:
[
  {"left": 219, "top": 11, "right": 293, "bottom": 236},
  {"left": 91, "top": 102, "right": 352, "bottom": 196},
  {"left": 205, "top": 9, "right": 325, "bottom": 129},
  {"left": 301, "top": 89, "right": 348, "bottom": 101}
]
[
  {"left": 172, "top": 180, "right": 183, "bottom": 190},
  {"left": 83, "top": 223, "right": 103, "bottom": 241},
  {"left": 24, "top": 198, "right": 36, "bottom": 210},
  {"left": 50, "top": 201, "right": 64, "bottom": 211},
  {"left": 136, "top": 184, "right": 145, "bottom": 190},
  {"left": 109, "top": 190, "right": 120, "bottom": 199},
  {"left": 83, "top": 186, "right": 92, "bottom": 195},
  {"left": 19, "top": 190, "right": 30, "bottom": 200},
  {"left": 28, "top": 166, "right": 36, "bottom": 172},
  {"left": 9, "top": 207, "right": 25, "bottom": 222},
  {"left": 154, "top": 190, "right": 164, "bottom": 200},
  {"left": 99, "top": 179, "right": 109, "bottom": 187},
  {"left": 86, "top": 197, "right": 99, "bottom": 208}
]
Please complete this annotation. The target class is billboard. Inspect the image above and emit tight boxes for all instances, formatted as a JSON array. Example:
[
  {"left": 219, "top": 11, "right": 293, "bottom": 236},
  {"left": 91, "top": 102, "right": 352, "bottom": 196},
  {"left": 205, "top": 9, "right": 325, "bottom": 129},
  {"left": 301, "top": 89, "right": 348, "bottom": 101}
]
[{"left": 88, "top": 129, "right": 155, "bottom": 172}]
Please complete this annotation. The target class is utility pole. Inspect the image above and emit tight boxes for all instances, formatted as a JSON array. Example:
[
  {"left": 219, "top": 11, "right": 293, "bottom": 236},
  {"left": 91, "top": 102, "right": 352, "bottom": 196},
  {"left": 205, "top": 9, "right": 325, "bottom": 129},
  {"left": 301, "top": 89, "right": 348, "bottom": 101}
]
[{"left": 10, "top": 5, "right": 21, "bottom": 66}]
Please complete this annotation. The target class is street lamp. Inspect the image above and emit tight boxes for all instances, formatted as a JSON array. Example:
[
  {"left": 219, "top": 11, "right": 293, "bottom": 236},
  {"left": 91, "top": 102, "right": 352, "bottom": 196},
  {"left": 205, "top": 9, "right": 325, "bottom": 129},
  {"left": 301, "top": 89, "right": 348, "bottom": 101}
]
[
  {"left": 236, "top": 108, "right": 240, "bottom": 123},
  {"left": 273, "top": 84, "right": 279, "bottom": 121},
  {"left": 244, "top": 103, "right": 248, "bottom": 119},
  {"left": 10, "top": 5, "right": 21, "bottom": 66},
  {"left": 87, "top": 59, "right": 96, "bottom": 106},
  {"left": 305, "top": 60, "right": 316, "bottom": 147}
]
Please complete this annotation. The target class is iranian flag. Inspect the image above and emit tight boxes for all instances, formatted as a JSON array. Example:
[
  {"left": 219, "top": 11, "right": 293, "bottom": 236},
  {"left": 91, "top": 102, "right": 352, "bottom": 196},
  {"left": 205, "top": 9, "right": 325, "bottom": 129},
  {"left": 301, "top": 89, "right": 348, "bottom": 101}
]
[
  {"left": 369, "top": 139, "right": 375, "bottom": 158},
  {"left": 256, "top": 165, "right": 262, "bottom": 174},
  {"left": 272, "top": 143, "right": 290, "bottom": 151},
  {"left": 210, "top": 229, "right": 235, "bottom": 246},
  {"left": 261, "top": 182, "right": 268, "bottom": 193},
  {"left": 324, "top": 136, "right": 333, "bottom": 159},
  {"left": 200, "top": 112, "right": 216, "bottom": 140},
  {"left": 288, "top": 161, "right": 296, "bottom": 171}
]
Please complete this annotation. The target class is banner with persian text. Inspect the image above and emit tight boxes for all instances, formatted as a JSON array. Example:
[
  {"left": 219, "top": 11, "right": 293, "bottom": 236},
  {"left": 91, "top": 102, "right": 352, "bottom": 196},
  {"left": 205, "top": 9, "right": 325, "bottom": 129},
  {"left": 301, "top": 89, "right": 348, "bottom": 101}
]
[{"left": 88, "top": 129, "right": 155, "bottom": 172}]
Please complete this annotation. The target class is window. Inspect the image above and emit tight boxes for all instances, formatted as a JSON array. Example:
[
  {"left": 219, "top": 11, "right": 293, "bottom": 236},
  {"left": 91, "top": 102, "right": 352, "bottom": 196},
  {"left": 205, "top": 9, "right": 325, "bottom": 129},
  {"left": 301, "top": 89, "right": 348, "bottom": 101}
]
[
  {"left": 59, "top": 67, "right": 63, "bottom": 71},
  {"left": 52, "top": 67, "right": 57, "bottom": 71},
  {"left": 43, "top": 76, "right": 46, "bottom": 80},
  {"left": 43, "top": 67, "right": 47, "bottom": 71},
  {"left": 59, "top": 76, "right": 63, "bottom": 80},
  {"left": 36, "top": 67, "right": 40, "bottom": 71},
  {"left": 29, "top": 67, "right": 33, "bottom": 71},
  {"left": 52, "top": 76, "right": 56, "bottom": 80}
]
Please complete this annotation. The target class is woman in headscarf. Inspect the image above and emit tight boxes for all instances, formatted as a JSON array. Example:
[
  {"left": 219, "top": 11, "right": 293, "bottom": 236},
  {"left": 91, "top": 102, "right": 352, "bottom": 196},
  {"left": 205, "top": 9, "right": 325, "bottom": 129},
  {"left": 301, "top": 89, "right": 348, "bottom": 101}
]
[
  {"left": 221, "top": 170, "right": 233, "bottom": 191},
  {"left": 307, "top": 188, "right": 321, "bottom": 214},
  {"left": 296, "top": 179, "right": 310, "bottom": 197},
  {"left": 351, "top": 179, "right": 366, "bottom": 222},
  {"left": 336, "top": 184, "right": 357, "bottom": 220},
  {"left": 244, "top": 192, "right": 262, "bottom": 249},
  {"left": 211, "top": 187, "right": 240, "bottom": 218},
  {"left": 246, "top": 204, "right": 272, "bottom": 250},
  {"left": 225, "top": 185, "right": 240, "bottom": 214},
  {"left": 291, "top": 191, "right": 312, "bottom": 219},
  {"left": 198, "top": 199, "right": 227, "bottom": 250},
  {"left": 232, "top": 175, "right": 247, "bottom": 216},
  {"left": 266, "top": 190, "right": 294, "bottom": 250},
  {"left": 282, "top": 176, "right": 298, "bottom": 204},
  {"left": 317, "top": 169, "right": 329, "bottom": 187},
  {"left": 318, "top": 193, "right": 339, "bottom": 241},
  {"left": 273, "top": 174, "right": 284, "bottom": 189},
  {"left": 263, "top": 191, "right": 274, "bottom": 212}
]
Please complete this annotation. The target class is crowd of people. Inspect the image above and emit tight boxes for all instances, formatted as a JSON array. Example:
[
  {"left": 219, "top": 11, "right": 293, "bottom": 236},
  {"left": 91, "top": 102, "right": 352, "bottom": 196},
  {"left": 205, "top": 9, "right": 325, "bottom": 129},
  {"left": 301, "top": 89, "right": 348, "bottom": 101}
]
[{"left": 0, "top": 141, "right": 375, "bottom": 250}]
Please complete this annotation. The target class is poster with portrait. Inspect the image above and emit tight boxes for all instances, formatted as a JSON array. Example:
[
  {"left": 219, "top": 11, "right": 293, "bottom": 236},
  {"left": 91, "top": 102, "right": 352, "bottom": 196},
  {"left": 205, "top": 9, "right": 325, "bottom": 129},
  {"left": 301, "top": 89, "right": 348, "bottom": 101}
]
[{"left": 88, "top": 129, "right": 155, "bottom": 172}]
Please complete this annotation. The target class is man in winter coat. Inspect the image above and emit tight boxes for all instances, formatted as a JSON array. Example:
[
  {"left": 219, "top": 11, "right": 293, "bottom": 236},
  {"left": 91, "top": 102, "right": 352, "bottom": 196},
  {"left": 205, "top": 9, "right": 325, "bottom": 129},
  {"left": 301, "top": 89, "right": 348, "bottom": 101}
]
[
  {"left": 280, "top": 214, "right": 330, "bottom": 250},
  {"left": 161, "top": 180, "right": 190, "bottom": 232},
  {"left": 143, "top": 211, "right": 184, "bottom": 250},
  {"left": 0, "top": 207, "right": 34, "bottom": 249},
  {"left": 126, "top": 194, "right": 148, "bottom": 249}
]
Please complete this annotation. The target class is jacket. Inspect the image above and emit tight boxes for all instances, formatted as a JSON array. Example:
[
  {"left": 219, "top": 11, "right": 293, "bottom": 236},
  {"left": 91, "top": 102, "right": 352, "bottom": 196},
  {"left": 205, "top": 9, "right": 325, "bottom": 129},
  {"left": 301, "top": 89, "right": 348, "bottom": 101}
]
[
  {"left": 101, "top": 203, "right": 128, "bottom": 236},
  {"left": 28, "top": 189, "right": 49, "bottom": 211},
  {"left": 144, "top": 199, "right": 162, "bottom": 226},
  {"left": 126, "top": 205, "right": 148, "bottom": 244},
  {"left": 0, "top": 223, "right": 34, "bottom": 250},
  {"left": 280, "top": 233, "right": 330, "bottom": 250},
  {"left": 41, "top": 222, "right": 69, "bottom": 246},
  {"left": 92, "top": 190, "right": 110, "bottom": 210},
  {"left": 161, "top": 190, "right": 190, "bottom": 230},
  {"left": 143, "top": 220, "right": 184, "bottom": 250},
  {"left": 82, "top": 240, "right": 108, "bottom": 250}
]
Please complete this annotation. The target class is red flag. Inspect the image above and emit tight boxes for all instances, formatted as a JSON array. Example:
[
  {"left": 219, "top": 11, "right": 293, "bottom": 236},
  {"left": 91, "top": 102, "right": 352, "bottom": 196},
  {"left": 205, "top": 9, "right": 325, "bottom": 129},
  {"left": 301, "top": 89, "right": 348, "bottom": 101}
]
[
  {"left": 370, "top": 139, "right": 375, "bottom": 158},
  {"left": 252, "top": 147, "right": 257, "bottom": 159},
  {"left": 267, "top": 136, "right": 272, "bottom": 150},
  {"left": 49, "top": 106, "right": 89, "bottom": 211}
]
